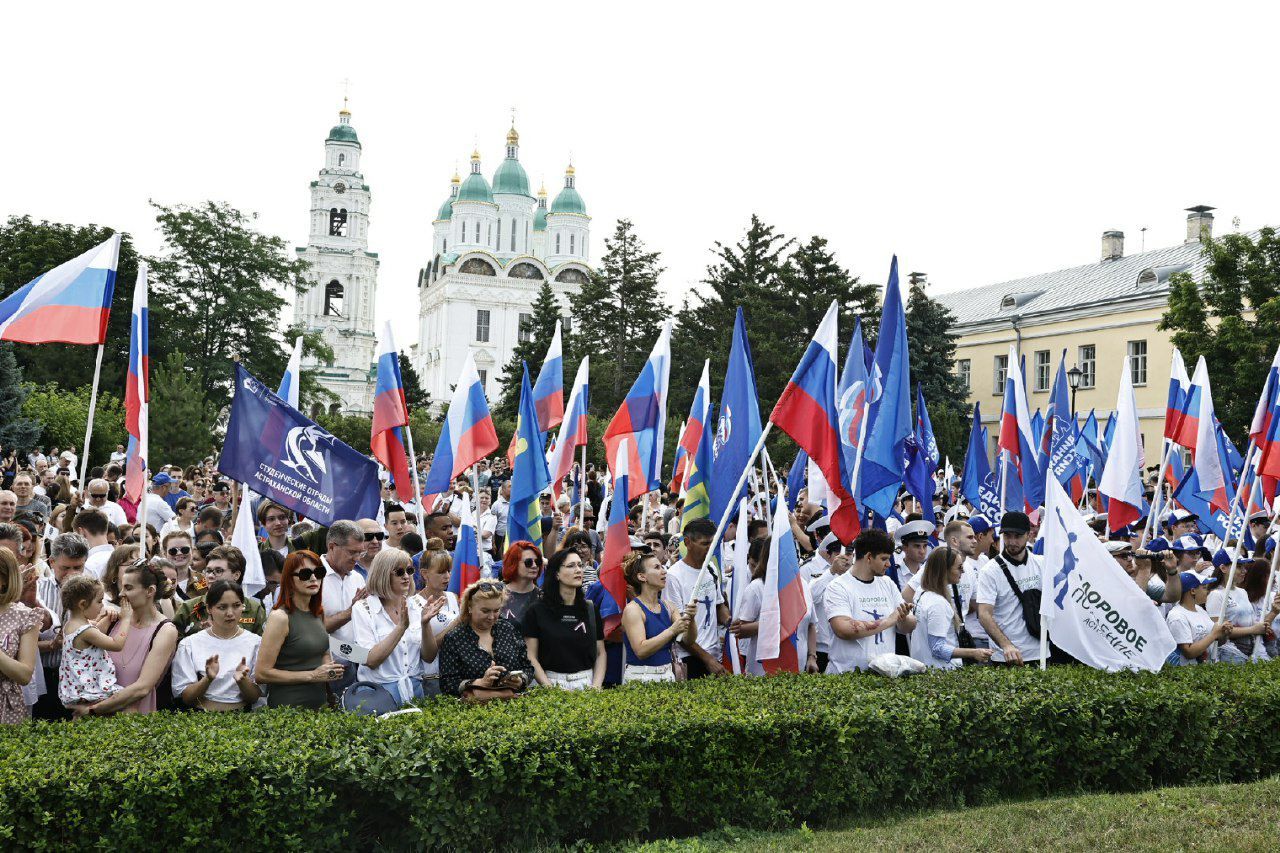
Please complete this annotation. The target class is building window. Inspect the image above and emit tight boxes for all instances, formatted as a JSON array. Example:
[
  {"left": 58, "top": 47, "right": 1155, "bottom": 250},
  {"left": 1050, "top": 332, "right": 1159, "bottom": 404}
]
[
  {"left": 994, "top": 354, "right": 1008, "bottom": 394},
  {"left": 477, "top": 369, "right": 487, "bottom": 390},
  {"left": 1128, "top": 340, "right": 1148, "bottom": 386},
  {"left": 497, "top": 218, "right": 501, "bottom": 248},
  {"left": 511, "top": 220, "right": 516, "bottom": 251},
  {"left": 1033, "top": 350, "right": 1051, "bottom": 393},
  {"left": 957, "top": 359, "right": 971, "bottom": 393},
  {"left": 329, "top": 208, "right": 348, "bottom": 237},
  {"left": 555, "top": 234, "right": 561, "bottom": 254},
  {"left": 518, "top": 313, "right": 534, "bottom": 343},
  {"left": 323, "top": 280, "right": 344, "bottom": 317},
  {"left": 476, "top": 309, "right": 491, "bottom": 342},
  {"left": 475, "top": 222, "right": 480, "bottom": 243},
  {"left": 570, "top": 235, "right": 575, "bottom": 254},
  {"left": 338, "top": 154, "right": 344, "bottom": 167},
  {"left": 1078, "top": 344, "right": 1096, "bottom": 389},
  {"left": 443, "top": 238, "right": 447, "bottom": 253},
  {"left": 562, "top": 315, "right": 572, "bottom": 336}
]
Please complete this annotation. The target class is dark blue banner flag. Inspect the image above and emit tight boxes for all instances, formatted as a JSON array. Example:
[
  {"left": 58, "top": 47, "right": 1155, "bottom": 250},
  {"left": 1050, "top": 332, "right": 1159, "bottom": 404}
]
[{"left": 220, "top": 365, "right": 381, "bottom": 525}]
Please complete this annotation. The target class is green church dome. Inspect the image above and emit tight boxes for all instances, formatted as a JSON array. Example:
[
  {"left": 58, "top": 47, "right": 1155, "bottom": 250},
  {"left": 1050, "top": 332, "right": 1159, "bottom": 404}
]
[
  {"left": 550, "top": 185, "right": 586, "bottom": 215},
  {"left": 437, "top": 197, "right": 454, "bottom": 221},
  {"left": 493, "top": 157, "right": 531, "bottom": 196},
  {"left": 457, "top": 151, "right": 494, "bottom": 203},
  {"left": 533, "top": 206, "right": 547, "bottom": 231},
  {"left": 327, "top": 123, "right": 360, "bottom": 146}
]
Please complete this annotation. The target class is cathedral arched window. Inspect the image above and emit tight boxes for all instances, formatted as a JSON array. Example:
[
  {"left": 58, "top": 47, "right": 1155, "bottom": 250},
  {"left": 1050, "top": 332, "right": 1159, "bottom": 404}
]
[
  {"left": 324, "top": 280, "right": 344, "bottom": 317},
  {"left": 311, "top": 403, "right": 323, "bottom": 419},
  {"left": 475, "top": 222, "right": 480, "bottom": 243},
  {"left": 329, "top": 208, "right": 348, "bottom": 237},
  {"left": 570, "top": 235, "right": 575, "bottom": 254},
  {"left": 497, "top": 219, "right": 501, "bottom": 249},
  {"left": 511, "top": 219, "right": 516, "bottom": 251},
  {"left": 555, "top": 234, "right": 561, "bottom": 254},
  {"left": 460, "top": 258, "right": 497, "bottom": 276},
  {"left": 329, "top": 403, "right": 341, "bottom": 417},
  {"left": 338, "top": 154, "right": 345, "bottom": 167}
]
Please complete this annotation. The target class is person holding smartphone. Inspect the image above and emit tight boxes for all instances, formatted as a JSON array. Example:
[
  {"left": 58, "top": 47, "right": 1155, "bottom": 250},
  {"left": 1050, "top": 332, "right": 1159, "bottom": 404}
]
[{"left": 439, "top": 580, "right": 531, "bottom": 702}]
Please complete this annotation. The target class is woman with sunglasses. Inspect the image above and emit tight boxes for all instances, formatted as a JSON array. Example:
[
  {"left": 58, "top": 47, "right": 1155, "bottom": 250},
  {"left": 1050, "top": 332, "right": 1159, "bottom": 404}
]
[
  {"left": 439, "top": 580, "right": 531, "bottom": 701},
  {"left": 350, "top": 548, "right": 444, "bottom": 705},
  {"left": 523, "top": 548, "right": 606, "bottom": 690},
  {"left": 910, "top": 547, "right": 994, "bottom": 669},
  {"left": 254, "top": 550, "right": 345, "bottom": 709},
  {"left": 160, "top": 532, "right": 197, "bottom": 601},
  {"left": 500, "top": 541, "right": 543, "bottom": 625}
]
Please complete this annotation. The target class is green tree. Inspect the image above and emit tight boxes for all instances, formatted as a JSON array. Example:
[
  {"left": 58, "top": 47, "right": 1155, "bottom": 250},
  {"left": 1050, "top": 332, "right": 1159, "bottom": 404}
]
[
  {"left": 399, "top": 353, "right": 430, "bottom": 413},
  {"left": 0, "top": 216, "right": 143, "bottom": 391},
  {"left": 569, "top": 219, "right": 669, "bottom": 416},
  {"left": 148, "top": 201, "right": 311, "bottom": 418},
  {"left": 496, "top": 280, "right": 565, "bottom": 421},
  {"left": 905, "top": 274, "right": 968, "bottom": 460},
  {"left": 278, "top": 325, "right": 339, "bottom": 416},
  {"left": 148, "top": 352, "right": 218, "bottom": 467},
  {"left": 315, "top": 412, "right": 373, "bottom": 455},
  {"left": 0, "top": 342, "right": 40, "bottom": 450},
  {"left": 20, "top": 383, "right": 125, "bottom": 458},
  {"left": 1160, "top": 227, "right": 1280, "bottom": 440}
]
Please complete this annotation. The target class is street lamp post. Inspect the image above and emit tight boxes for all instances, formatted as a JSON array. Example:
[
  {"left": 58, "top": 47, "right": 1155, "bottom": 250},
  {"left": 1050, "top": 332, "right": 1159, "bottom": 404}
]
[{"left": 1067, "top": 364, "right": 1083, "bottom": 419}]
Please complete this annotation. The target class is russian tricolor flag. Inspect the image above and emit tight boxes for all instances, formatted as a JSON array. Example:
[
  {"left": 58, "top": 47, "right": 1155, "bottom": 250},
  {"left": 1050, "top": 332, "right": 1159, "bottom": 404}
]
[
  {"left": 507, "top": 320, "right": 565, "bottom": 467},
  {"left": 371, "top": 322, "right": 414, "bottom": 501},
  {"left": 0, "top": 234, "right": 120, "bottom": 345},
  {"left": 756, "top": 489, "right": 810, "bottom": 673},
  {"left": 123, "top": 263, "right": 149, "bottom": 504},
  {"left": 422, "top": 352, "right": 500, "bottom": 495},
  {"left": 1165, "top": 349, "right": 1191, "bottom": 443},
  {"left": 547, "top": 356, "right": 589, "bottom": 502},
  {"left": 1250, "top": 345, "right": 1280, "bottom": 503},
  {"left": 597, "top": 464, "right": 631, "bottom": 635},
  {"left": 277, "top": 336, "right": 303, "bottom": 409},
  {"left": 1189, "top": 358, "right": 1230, "bottom": 513},
  {"left": 998, "top": 344, "right": 1043, "bottom": 511},
  {"left": 771, "top": 300, "right": 859, "bottom": 542},
  {"left": 671, "top": 361, "right": 711, "bottom": 495},
  {"left": 447, "top": 493, "right": 482, "bottom": 594},
  {"left": 604, "top": 320, "right": 672, "bottom": 502},
  {"left": 1099, "top": 356, "right": 1148, "bottom": 532}
]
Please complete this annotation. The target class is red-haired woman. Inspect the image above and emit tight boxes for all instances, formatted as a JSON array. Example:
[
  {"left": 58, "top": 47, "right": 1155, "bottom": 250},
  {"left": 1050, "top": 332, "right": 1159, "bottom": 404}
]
[
  {"left": 499, "top": 540, "right": 543, "bottom": 625},
  {"left": 254, "top": 550, "right": 344, "bottom": 708}
]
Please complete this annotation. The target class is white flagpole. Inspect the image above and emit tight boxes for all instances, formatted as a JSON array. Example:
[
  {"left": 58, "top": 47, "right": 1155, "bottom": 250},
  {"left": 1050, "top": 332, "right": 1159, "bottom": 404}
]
[
  {"left": 579, "top": 445, "right": 587, "bottom": 529},
  {"left": 685, "top": 422, "right": 773, "bottom": 608},
  {"left": 1140, "top": 439, "right": 1175, "bottom": 548},
  {"left": 1214, "top": 443, "right": 1259, "bottom": 621},
  {"left": 404, "top": 422, "right": 424, "bottom": 534},
  {"left": 78, "top": 343, "right": 105, "bottom": 492}
]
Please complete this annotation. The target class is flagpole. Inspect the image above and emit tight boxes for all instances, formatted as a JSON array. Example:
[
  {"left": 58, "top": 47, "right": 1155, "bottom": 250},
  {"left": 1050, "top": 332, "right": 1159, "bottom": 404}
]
[
  {"left": 1214, "top": 444, "right": 1259, "bottom": 621},
  {"left": 78, "top": 343, "right": 105, "bottom": 492},
  {"left": 686, "top": 422, "right": 773, "bottom": 608},
  {"left": 999, "top": 452, "right": 1008, "bottom": 512},
  {"left": 1259, "top": 518, "right": 1280, "bottom": 642},
  {"left": 1140, "top": 439, "right": 1174, "bottom": 548},
  {"left": 579, "top": 445, "right": 587, "bottom": 529},
  {"left": 404, "top": 424, "right": 425, "bottom": 533}
]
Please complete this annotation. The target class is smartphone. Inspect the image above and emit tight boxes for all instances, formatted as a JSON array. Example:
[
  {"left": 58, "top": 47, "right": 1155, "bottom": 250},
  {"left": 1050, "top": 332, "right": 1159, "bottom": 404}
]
[{"left": 505, "top": 670, "right": 524, "bottom": 680}]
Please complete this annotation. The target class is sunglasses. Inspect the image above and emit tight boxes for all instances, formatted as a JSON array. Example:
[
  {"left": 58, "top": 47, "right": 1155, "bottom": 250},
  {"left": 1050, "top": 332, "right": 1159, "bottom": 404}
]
[
  {"left": 88, "top": 493, "right": 108, "bottom": 500},
  {"left": 392, "top": 567, "right": 414, "bottom": 578},
  {"left": 364, "top": 532, "right": 387, "bottom": 542},
  {"left": 475, "top": 580, "right": 505, "bottom": 592},
  {"left": 521, "top": 557, "right": 542, "bottom": 568},
  {"left": 167, "top": 546, "right": 192, "bottom": 556},
  {"left": 296, "top": 566, "right": 327, "bottom": 582}
]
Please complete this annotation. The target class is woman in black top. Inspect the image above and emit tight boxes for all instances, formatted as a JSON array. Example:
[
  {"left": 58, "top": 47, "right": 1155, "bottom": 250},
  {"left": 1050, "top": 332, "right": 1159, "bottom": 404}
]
[
  {"left": 523, "top": 549, "right": 605, "bottom": 690},
  {"left": 439, "top": 581, "right": 531, "bottom": 701}
]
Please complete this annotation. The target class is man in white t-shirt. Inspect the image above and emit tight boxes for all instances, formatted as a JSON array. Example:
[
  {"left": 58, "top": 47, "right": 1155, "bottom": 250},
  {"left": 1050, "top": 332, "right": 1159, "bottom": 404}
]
[
  {"left": 662, "top": 518, "right": 729, "bottom": 678},
  {"left": 809, "top": 533, "right": 852, "bottom": 672},
  {"left": 319, "top": 520, "right": 370, "bottom": 690},
  {"left": 976, "top": 511, "right": 1044, "bottom": 665},
  {"left": 825, "top": 529, "right": 916, "bottom": 673},
  {"left": 82, "top": 479, "right": 128, "bottom": 527}
]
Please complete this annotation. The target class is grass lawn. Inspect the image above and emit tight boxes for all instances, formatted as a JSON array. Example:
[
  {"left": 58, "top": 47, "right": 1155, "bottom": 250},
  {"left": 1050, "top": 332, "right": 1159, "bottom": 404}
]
[{"left": 619, "top": 776, "right": 1280, "bottom": 852}]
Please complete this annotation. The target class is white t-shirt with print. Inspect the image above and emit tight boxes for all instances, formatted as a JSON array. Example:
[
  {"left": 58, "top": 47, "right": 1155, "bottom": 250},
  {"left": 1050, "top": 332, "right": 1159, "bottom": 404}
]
[
  {"left": 909, "top": 589, "right": 961, "bottom": 670},
  {"left": 1205, "top": 587, "right": 1256, "bottom": 658},
  {"left": 975, "top": 552, "right": 1043, "bottom": 663},
  {"left": 1166, "top": 604, "right": 1216, "bottom": 663},
  {"left": 810, "top": 568, "right": 840, "bottom": 655},
  {"left": 662, "top": 560, "right": 726, "bottom": 660},
  {"left": 416, "top": 590, "right": 460, "bottom": 678},
  {"left": 824, "top": 572, "right": 902, "bottom": 673}
]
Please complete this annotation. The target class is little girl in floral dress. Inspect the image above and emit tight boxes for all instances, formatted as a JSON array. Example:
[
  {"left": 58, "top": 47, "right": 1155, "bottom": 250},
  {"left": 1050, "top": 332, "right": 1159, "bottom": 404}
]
[{"left": 58, "top": 575, "right": 130, "bottom": 709}]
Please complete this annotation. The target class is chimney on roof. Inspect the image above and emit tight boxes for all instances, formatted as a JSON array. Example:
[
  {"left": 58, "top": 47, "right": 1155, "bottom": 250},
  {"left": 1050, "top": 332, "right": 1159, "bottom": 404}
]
[
  {"left": 1185, "top": 205, "right": 1215, "bottom": 243},
  {"left": 908, "top": 271, "right": 927, "bottom": 289},
  {"left": 1101, "top": 230, "right": 1124, "bottom": 262}
]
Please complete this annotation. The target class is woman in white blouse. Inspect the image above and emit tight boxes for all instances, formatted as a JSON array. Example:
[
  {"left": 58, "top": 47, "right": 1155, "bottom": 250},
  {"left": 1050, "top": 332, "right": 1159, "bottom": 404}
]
[
  {"left": 171, "top": 580, "right": 263, "bottom": 711},
  {"left": 351, "top": 548, "right": 443, "bottom": 705},
  {"left": 415, "top": 540, "right": 458, "bottom": 697}
]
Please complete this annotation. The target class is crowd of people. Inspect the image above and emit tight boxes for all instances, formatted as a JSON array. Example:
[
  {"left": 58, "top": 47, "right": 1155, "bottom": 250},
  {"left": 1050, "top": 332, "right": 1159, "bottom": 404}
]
[{"left": 1, "top": 443, "right": 1278, "bottom": 725}]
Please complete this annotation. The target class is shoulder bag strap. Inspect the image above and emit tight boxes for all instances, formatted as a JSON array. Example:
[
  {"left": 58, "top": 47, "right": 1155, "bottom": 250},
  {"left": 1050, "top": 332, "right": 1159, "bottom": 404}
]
[{"left": 993, "top": 555, "right": 1027, "bottom": 617}]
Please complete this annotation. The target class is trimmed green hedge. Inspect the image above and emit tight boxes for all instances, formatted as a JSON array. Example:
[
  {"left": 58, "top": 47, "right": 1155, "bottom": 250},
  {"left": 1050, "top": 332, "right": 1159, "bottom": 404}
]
[{"left": 4, "top": 663, "right": 1280, "bottom": 851}]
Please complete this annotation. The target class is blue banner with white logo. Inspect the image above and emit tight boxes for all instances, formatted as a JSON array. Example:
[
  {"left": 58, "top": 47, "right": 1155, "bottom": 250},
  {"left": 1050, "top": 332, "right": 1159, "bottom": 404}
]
[{"left": 219, "top": 365, "right": 381, "bottom": 526}]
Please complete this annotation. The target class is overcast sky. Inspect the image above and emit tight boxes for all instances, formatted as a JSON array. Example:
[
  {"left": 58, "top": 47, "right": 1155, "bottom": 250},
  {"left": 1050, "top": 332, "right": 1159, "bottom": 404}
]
[{"left": 4, "top": 2, "right": 1277, "bottom": 348}]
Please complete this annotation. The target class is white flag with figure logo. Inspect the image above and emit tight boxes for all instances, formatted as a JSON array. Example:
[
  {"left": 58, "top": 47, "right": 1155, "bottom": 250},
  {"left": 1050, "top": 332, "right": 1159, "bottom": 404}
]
[{"left": 1040, "top": 476, "right": 1174, "bottom": 672}]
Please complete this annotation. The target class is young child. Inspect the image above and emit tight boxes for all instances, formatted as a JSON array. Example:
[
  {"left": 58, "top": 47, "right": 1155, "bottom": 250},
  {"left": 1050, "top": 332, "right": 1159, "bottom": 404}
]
[{"left": 58, "top": 575, "right": 130, "bottom": 708}]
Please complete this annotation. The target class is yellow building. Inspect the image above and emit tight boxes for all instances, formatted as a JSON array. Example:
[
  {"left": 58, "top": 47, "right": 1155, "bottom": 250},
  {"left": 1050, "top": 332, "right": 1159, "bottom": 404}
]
[{"left": 935, "top": 206, "right": 1224, "bottom": 461}]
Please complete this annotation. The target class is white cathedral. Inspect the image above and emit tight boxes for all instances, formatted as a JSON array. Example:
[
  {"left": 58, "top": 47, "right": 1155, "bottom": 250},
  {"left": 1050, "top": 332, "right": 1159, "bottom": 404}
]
[{"left": 293, "top": 105, "right": 592, "bottom": 416}]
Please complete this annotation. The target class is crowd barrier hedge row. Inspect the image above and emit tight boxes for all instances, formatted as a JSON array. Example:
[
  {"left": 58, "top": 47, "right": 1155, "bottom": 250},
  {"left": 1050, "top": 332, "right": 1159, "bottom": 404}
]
[{"left": 3, "top": 663, "right": 1280, "bottom": 851}]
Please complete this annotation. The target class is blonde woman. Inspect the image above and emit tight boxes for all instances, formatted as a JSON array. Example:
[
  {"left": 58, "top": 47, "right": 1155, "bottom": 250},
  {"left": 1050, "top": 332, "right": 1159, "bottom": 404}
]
[
  {"left": 350, "top": 548, "right": 441, "bottom": 705},
  {"left": 439, "top": 580, "right": 530, "bottom": 702}
]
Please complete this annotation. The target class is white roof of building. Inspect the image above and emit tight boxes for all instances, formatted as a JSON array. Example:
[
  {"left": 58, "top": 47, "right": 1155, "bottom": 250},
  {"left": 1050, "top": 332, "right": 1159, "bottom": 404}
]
[{"left": 932, "top": 237, "right": 1243, "bottom": 328}]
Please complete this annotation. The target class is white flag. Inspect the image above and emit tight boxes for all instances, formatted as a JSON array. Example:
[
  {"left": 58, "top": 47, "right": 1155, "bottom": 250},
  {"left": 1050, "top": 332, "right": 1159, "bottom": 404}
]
[
  {"left": 1040, "top": 476, "right": 1175, "bottom": 671},
  {"left": 233, "top": 483, "right": 266, "bottom": 597}
]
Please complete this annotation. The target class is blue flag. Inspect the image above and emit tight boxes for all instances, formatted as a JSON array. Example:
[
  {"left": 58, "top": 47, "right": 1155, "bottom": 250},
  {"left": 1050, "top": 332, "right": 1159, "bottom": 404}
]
[
  {"left": 961, "top": 403, "right": 989, "bottom": 507},
  {"left": 786, "top": 449, "right": 808, "bottom": 511},
  {"left": 904, "top": 385, "right": 938, "bottom": 521},
  {"left": 1047, "top": 355, "right": 1081, "bottom": 490},
  {"left": 710, "top": 307, "right": 763, "bottom": 527},
  {"left": 220, "top": 365, "right": 381, "bottom": 526},
  {"left": 862, "top": 257, "right": 912, "bottom": 516},
  {"left": 509, "top": 363, "right": 552, "bottom": 547}
]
